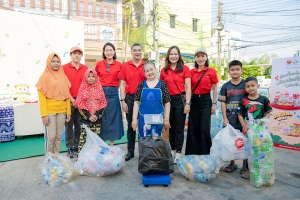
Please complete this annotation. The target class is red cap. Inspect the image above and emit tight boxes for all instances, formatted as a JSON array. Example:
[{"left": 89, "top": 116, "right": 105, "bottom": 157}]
[{"left": 70, "top": 46, "right": 83, "bottom": 53}]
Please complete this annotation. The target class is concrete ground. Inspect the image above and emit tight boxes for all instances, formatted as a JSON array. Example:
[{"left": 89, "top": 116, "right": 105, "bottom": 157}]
[{"left": 0, "top": 142, "right": 300, "bottom": 200}]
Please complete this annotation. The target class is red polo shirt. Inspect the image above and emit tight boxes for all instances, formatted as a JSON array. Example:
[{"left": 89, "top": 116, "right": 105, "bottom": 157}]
[
  {"left": 118, "top": 60, "right": 146, "bottom": 94},
  {"left": 95, "top": 60, "right": 122, "bottom": 87},
  {"left": 63, "top": 62, "right": 88, "bottom": 98},
  {"left": 191, "top": 67, "right": 218, "bottom": 95},
  {"left": 159, "top": 65, "right": 191, "bottom": 96}
]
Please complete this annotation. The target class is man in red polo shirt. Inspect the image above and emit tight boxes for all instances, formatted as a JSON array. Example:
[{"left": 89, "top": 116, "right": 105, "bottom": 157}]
[
  {"left": 63, "top": 46, "right": 88, "bottom": 158},
  {"left": 119, "top": 43, "right": 146, "bottom": 161}
]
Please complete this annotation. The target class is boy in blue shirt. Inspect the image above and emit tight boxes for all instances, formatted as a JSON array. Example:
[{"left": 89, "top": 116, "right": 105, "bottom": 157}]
[{"left": 218, "top": 60, "right": 248, "bottom": 174}]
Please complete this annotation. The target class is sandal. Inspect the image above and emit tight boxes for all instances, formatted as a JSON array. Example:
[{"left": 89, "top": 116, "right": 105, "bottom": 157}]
[
  {"left": 224, "top": 163, "right": 237, "bottom": 173},
  {"left": 241, "top": 170, "right": 250, "bottom": 179},
  {"left": 240, "top": 165, "right": 248, "bottom": 174}
]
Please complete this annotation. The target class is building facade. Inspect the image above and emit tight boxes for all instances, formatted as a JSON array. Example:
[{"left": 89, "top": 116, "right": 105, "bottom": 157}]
[
  {"left": 1, "top": 0, "right": 123, "bottom": 67},
  {"left": 122, "top": 0, "right": 212, "bottom": 66}
]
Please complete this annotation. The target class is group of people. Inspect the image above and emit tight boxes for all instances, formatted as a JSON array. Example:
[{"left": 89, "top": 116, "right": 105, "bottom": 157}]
[{"left": 36, "top": 42, "right": 272, "bottom": 180}]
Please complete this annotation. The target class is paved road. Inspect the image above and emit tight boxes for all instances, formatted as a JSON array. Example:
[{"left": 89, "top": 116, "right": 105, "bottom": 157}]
[{"left": 0, "top": 143, "right": 299, "bottom": 200}]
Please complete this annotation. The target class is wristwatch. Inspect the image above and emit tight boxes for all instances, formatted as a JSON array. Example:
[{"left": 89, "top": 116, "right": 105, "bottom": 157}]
[
  {"left": 120, "top": 99, "right": 125, "bottom": 101},
  {"left": 212, "top": 102, "right": 217, "bottom": 105},
  {"left": 185, "top": 101, "right": 192, "bottom": 105}
]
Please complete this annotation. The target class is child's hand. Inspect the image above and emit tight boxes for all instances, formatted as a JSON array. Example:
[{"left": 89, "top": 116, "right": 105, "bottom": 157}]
[
  {"left": 132, "top": 119, "right": 138, "bottom": 131},
  {"left": 89, "top": 115, "right": 97, "bottom": 122},
  {"left": 223, "top": 118, "right": 229, "bottom": 127},
  {"left": 242, "top": 124, "right": 249, "bottom": 135}
]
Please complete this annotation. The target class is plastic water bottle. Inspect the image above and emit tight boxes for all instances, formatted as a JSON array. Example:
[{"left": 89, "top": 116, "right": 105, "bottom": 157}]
[{"left": 152, "top": 132, "right": 159, "bottom": 139}]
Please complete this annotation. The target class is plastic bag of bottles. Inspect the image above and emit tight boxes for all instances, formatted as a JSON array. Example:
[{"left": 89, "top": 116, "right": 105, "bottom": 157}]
[
  {"left": 177, "top": 155, "right": 217, "bottom": 183},
  {"left": 75, "top": 125, "right": 126, "bottom": 176},
  {"left": 40, "top": 153, "right": 77, "bottom": 187},
  {"left": 247, "top": 119, "right": 275, "bottom": 188},
  {"left": 210, "top": 102, "right": 223, "bottom": 139},
  {"left": 210, "top": 124, "right": 249, "bottom": 162}
]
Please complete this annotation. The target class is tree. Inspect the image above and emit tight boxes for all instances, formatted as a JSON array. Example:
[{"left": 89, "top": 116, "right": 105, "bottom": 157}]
[
  {"left": 242, "top": 66, "right": 264, "bottom": 79},
  {"left": 222, "top": 67, "right": 228, "bottom": 80},
  {"left": 263, "top": 66, "right": 272, "bottom": 79},
  {"left": 209, "top": 63, "right": 222, "bottom": 81},
  {"left": 247, "top": 53, "right": 278, "bottom": 65}
]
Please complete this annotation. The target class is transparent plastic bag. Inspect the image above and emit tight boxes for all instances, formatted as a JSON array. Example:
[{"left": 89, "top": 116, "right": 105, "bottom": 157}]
[
  {"left": 210, "top": 124, "right": 249, "bottom": 162},
  {"left": 247, "top": 121, "right": 275, "bottom": 188},
  {"left": 40, "top": 153, "right": 77, "bottom": 187},
  {"left": 74, "top": 125, "right": 126, "bottom": 176},
  {"left": 177, "top": 155, "right": 217, "bottom": 183}
]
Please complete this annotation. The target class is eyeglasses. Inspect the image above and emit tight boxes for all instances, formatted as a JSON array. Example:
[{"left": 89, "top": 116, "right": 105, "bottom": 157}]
[{"left": 106, "top": 63, "right": 111, "bottom": 73}]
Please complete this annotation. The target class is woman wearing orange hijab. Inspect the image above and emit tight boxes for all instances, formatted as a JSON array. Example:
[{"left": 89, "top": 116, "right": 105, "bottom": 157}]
[{"left": 36, "top": 53, "right": 71, "bottom": 154}]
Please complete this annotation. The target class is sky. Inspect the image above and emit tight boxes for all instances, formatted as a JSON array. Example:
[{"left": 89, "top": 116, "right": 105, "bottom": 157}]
[{"left": 211, "top": 0, "right": 300, "bottom": 60}]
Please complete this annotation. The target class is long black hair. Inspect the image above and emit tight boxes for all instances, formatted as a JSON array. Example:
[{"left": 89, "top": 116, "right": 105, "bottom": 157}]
[{"left": 164, "top": 46, "right": 184, "bottom": 73}]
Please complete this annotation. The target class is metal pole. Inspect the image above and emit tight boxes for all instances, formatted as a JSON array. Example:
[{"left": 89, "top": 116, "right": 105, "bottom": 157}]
[
  {"left": 153, "top": 0, "right": 157, "bottom": 64},
  {"left": 124, "top": 0, "right": 133, "bottom": 63},
  {"left": 217, "top": 1, "right": 223, "bottom": 65}
]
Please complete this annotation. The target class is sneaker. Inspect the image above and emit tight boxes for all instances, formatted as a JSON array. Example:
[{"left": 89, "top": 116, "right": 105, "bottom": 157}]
[
  {"left": 67, "top": 148, "right": 74, "bottom": 158},
  {"left": 174, "top": 152, "right": 181, "bottom": 164}
]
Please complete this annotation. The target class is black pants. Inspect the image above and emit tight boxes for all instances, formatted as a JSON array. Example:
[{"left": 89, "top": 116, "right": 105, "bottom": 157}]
[
  {"left": 169, "top": 95, "right": 186, "bottom": 153},
  {"left": 125, "top": 94, "right": 136, "bottom": 154},
  {"left": 185, "top": 93, "right": 212, "bottom": 155},
  {"left": 65, "top": 105, "right": 81, "bottom": 149}
]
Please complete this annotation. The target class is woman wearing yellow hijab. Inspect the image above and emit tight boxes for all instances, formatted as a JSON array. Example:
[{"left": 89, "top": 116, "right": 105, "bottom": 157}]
[{"left": 36, "top": 53, "right": 71, "bottom": 154}]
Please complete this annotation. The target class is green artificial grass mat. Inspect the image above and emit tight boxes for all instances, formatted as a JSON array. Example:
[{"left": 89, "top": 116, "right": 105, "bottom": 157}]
[{"left": 0, "top": 132, "right": 137, "bottom": 162}]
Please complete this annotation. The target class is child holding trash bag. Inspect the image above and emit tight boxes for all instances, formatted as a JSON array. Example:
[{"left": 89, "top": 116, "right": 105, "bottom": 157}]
[
  {"left": 218, "top": 60, "right": 249, "bottom": 175},
  {"left": 36, "top": 53, "right": 71, "bottom": 154},
  {"left": 73, "top": 69, "right": 107, "bottom": 155},
  {"left": 238, "top": 76, "right": 272, "bottom": 179}
]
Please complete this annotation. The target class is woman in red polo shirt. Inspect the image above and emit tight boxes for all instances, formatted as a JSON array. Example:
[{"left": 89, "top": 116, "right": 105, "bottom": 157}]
[
  {"left": 185, "top": 48, "right": 218, "bottom": 155},
  {"left": 160, "top": 46, "right": 191, "bottom": 163},
  {"left": 95, "top": 42, "right": 124, "bottom": 146}
]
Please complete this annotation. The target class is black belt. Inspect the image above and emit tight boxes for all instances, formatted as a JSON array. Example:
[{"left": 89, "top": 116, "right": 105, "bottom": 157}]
[
  {"left": 126, "top": 93, "right": 135, "bottom": 96},
  {"left": 193, "top": 93, "right": 210, "bottom": 97}
]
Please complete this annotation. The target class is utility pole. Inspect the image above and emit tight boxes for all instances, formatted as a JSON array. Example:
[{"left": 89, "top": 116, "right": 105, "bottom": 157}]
[
  {"left": 216, "top": 2, "right": 223, "bottom": 65},
  {"left": 124, "top": 0, "right": 133, "bottom": 63},
  {"left": 153, "top": 0, "right": 158, "bottom": 65},
  {"left": 228, "top": 38, "right": 231, "bottom": 62},
  {"left": 67, "top": 0, "right": 71, "bottom": 19}
]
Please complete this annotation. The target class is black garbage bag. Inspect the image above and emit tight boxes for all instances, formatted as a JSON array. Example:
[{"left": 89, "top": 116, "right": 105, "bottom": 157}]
[{"left": 138, "top": 136, "right": 174, "bottom": 175}]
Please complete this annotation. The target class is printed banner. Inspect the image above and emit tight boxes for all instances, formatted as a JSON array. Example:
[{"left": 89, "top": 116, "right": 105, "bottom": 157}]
[{"left": 269, "top": 57, "right": 300, "bottom": 151}]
